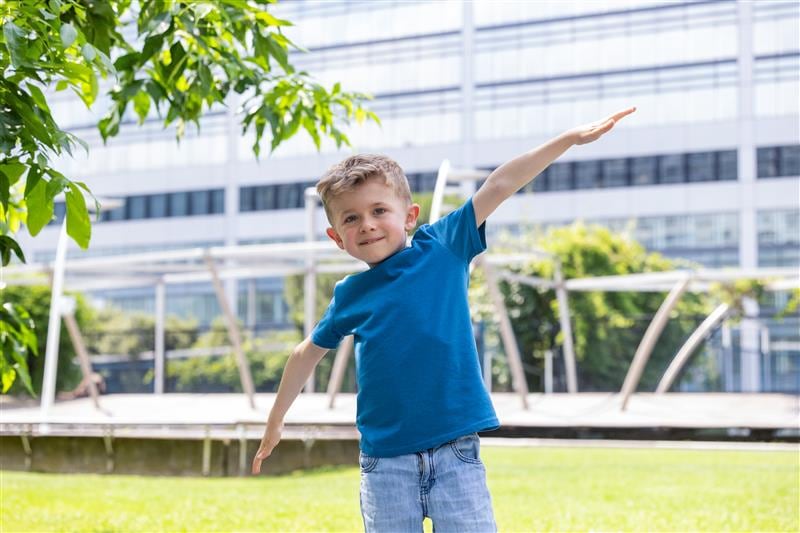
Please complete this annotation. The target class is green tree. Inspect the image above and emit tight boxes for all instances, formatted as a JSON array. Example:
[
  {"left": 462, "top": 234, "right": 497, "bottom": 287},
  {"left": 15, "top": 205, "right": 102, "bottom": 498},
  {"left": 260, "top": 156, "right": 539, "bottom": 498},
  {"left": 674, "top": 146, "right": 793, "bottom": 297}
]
[
  {"left": 1, "top": 285, "right": 92, "bottom": 396},
  {"left": 470, "top": 222, "right": 711, "bottom": 392},
  {"left": 150, "top": 317, "right": 300, "bottom": 392},
  {"left": 0, "top": 0, "right": 378, "bottom": 393}
]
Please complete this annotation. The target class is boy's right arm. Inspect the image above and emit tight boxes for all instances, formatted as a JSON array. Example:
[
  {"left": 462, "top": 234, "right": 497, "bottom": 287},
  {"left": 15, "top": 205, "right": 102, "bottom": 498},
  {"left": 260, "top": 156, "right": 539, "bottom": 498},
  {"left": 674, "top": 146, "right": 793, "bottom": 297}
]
[{"left": 251, "top": 336, "right": 329, "bottom": 474}]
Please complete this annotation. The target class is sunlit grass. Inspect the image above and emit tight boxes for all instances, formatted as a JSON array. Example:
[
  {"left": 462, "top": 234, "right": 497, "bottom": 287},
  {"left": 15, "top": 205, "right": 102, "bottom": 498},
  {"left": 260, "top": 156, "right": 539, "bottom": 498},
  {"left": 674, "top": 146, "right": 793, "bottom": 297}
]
[{"left": 2, "top": 446, "right": 797, "bottom": 532}]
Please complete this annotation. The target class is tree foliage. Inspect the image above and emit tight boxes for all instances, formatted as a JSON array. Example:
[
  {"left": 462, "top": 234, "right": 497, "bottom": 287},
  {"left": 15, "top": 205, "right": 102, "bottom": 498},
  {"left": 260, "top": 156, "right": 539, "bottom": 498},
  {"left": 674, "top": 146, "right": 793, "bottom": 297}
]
[
  {"left": 470, "top": 223, "right": 712, "bottom": 392},
  {"left": 1, "top": 285, "right": 91, "bottom": 396},
  {"left": 150, "top": 318, "right": 300, "bottom": 392},
  {"left": 0, "top": 0, "right": 378, "bottom": 392}
]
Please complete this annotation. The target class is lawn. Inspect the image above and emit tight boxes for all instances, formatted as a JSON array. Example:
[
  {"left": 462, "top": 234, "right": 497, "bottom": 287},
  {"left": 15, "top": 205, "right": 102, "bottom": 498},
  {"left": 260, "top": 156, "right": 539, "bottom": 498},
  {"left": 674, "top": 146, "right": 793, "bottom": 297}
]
[{"left": 2, "top": 446, "right": 797, "bottom": 532}]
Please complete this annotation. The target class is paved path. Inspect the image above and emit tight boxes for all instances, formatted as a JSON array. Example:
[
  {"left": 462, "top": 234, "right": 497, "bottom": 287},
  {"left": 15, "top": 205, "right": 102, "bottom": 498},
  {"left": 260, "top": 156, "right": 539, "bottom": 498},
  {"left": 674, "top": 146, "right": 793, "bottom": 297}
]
[{"left": 3, "top": 392, "right": 797, "bottom": 430}]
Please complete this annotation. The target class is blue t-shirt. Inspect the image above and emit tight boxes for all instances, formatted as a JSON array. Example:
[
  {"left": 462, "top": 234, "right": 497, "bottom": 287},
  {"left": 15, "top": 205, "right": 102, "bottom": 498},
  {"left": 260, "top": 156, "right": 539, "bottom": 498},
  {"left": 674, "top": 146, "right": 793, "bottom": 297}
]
[{"left": 312, "top": 197, "right": 500, "bottom": 457}]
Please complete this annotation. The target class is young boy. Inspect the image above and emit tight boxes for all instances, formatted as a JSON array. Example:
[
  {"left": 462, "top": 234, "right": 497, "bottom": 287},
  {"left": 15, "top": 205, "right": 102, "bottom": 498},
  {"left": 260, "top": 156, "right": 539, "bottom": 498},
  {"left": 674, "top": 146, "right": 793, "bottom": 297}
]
[{"left": 252, "top": 107, "right": 636, "bottom": 532}]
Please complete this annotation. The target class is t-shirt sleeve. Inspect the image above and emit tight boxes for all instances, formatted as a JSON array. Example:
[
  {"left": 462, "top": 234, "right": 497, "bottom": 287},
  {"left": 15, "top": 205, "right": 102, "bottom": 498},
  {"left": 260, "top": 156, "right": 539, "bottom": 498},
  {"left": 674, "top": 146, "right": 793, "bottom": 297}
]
[
  {"left": 428, "top": 196, "right": 487, "bottom": 262},
  {"left": 311, "top": 295, "right": 343, "bottom": 349}
]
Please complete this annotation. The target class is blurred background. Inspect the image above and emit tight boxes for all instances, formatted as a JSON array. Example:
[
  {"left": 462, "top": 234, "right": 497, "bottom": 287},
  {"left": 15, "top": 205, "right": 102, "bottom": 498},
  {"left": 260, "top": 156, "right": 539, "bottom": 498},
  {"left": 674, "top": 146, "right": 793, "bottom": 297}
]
[{"left": 10, "top": 0, "right": 799, "bottom": 398}]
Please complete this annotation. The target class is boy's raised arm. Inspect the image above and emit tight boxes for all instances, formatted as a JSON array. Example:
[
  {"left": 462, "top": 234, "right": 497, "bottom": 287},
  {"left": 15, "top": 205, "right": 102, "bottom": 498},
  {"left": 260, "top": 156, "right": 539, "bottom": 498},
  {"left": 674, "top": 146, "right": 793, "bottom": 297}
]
[
  {"left": 251, "top": 336, "right": 329, "bottom": 474},
  {"left": 472, "top": 107, "right": 636, "bottom": 227}
]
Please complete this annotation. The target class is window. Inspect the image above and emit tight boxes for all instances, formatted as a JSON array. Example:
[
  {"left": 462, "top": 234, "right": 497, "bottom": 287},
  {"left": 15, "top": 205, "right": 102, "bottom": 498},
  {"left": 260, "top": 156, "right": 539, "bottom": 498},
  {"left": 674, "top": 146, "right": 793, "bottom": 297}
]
[
  {"left": 190, "top": 190, "right": 209, "bottom": 215},
  {"left": 240, "top": 187, "right": 254, "bottom": 212},
  {"left": 253, "top": 186, "right": 275, "bottom": 211},
  {"left": 757, "top": 147, "right": 779, "bottom": 178},
  {"left": 575, "top": 161, "right": 600, "bottom": 189},
  {"left": 601, "top": 159, "right": 628, "bottom": 188},
  {"left": 780, "top": 145, "right": 800, "bottom": 176},
  {"left": 105, "top": 204, "right": 126, "bottom": 222},
  {"left": 276, "top": 183, "right": 301, "bottom": 209},
  {"left": 128, "top": 195, "right": 147, "bottom": 220},
  {"left": 658, "top": 154, "right": 684, "bottom": 184},
  {"left": 631, "top": 157, "right": 658, "bottom": 186},
  {"left": 717, "top": 150, "right": 737, "bottom": 181},
  {"left": 210, "top": 189, "right": 225, "bottom": 214},
  {"left": 169, "top": 192, "right": 190, "bottom": 217},
  {"left": 687, "top": 152, "right": 715, "bottom": 182},
  {"left": 548, "top": 162, "right": 572, "bottom": 190},
  {"left": 532, "top": 170, "right": 548, "bottom": 192},
  {"left": 149, "top": 194, "right": 168, "bottom": 218}
]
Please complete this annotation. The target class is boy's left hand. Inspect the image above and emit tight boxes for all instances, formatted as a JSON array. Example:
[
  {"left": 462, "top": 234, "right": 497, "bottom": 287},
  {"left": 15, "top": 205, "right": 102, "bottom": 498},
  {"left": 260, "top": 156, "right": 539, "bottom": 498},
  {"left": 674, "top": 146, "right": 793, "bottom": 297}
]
[{"left": 570, "top": 106, "right": 636, "bottom": 145}]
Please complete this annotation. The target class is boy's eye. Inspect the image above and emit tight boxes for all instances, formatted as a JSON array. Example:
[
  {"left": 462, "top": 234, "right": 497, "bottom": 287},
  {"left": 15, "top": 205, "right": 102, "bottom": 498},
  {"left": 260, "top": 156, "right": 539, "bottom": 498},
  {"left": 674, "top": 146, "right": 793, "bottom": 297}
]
[
  {"left": 343, "top": 215, "right": 356, "bottom": 223},
  {"left": 374, "top": 208, "right": 386, "bottom": 215}
]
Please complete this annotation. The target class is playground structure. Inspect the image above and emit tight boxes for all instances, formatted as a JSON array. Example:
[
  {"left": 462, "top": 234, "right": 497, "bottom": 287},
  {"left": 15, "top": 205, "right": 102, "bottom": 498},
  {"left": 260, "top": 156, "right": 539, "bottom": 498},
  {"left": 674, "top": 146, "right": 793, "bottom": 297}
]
[{"left": 1, "top": 160, "right": 798, "bottom": 476}]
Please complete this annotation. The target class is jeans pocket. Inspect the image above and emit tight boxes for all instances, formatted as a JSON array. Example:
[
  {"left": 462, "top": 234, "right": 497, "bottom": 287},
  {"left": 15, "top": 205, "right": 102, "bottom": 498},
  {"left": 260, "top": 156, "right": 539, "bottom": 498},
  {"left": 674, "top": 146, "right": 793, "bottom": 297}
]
[
  {"left": 449, "top": 433, "right": 483, "bottom": 465},
  {"left": 359, "top": 451, "right": 380, "bottom": 473}
]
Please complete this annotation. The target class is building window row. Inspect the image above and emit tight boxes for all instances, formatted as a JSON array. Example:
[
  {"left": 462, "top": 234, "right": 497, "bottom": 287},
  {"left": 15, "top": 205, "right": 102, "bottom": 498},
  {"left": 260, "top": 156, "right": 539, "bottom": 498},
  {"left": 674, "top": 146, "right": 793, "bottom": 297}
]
[
  {"left": 240, "top": 182, "right": 316, "bottom": 212},
  {"left": 508, "top": 149, "right": 737, "bottom": 194},
  {"left": 757, "top": 145, "right": 800, "bottom": 178},
  {"left": 95, "top": 189, "right": 225, "bottom": 223}
]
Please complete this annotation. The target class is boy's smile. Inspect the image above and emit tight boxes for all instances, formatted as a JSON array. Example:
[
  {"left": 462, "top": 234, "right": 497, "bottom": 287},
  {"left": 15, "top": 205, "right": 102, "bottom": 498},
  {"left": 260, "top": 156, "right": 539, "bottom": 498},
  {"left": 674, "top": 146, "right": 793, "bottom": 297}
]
[{"left": 325, "top": 177, "right": 420, "bottom": 267}]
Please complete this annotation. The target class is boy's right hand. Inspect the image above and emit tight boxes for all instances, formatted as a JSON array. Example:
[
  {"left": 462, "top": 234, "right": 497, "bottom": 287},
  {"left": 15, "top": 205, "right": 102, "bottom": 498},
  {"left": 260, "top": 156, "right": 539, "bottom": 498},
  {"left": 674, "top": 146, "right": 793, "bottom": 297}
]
[{"left": 251, "top": 423, "right": 282, "bottom": 475}]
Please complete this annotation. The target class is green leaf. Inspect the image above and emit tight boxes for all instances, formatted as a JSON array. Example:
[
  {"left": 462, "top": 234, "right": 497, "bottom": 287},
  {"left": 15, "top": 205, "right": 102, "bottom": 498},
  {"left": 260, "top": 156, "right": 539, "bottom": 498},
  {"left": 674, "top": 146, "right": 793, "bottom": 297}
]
[
  {"left": 301, "top": 115, "right": 321, "bottom": 150},
  {"left": 0, "top": 236, "right": 26, "bottom": 266},
  {"left": 3, "top": 22, "right": 29, "bottom": 68},
  {"left": 114, "top": 52, "right": 140, "bottom": 71},
  {"left": 133, "top": 90, "right": 151, "bottom": 124},
  {"left": 25, "top": 83, "right": 51, "bottom": 113},
  {"left": 0, "top": 162, "right": 26, "bottom": 186},
  {"left": 60, "top": 23, "right": 78, "bottom": 48},
  {"left": 148, "top": 12, "right": 172, "bottom": 36},
  {"left": 10, "top": 348, "right": 36, "bottom": 397},
  {"left": 98, "top": 109, "right": 121, "bottom": 141},
  {"left": 1, "top": 366, "right": 16, "bottom": 394},
  {"left": 23, "top": 165, "right": 43, "bottom": 198},
  {"left": 55, "top": 80, "right": 69, "bottom": 91},
  {"left": 255, "top": 12, "right": 292, "bottom": 26},
  {"left": 25, "top": 178, "right": 53, "bottom": 236},
  {"left": 74, "top": 181, "right": 100, "bottom": 219},
  {"left": 0, "top": 172, "right": 8, "bottom": 213},
  {"left": 65, "top": 184, "right": 91, "bottom": 249},
  {"left": 193, "top": 3, "right": 214, "bottom": 20}
]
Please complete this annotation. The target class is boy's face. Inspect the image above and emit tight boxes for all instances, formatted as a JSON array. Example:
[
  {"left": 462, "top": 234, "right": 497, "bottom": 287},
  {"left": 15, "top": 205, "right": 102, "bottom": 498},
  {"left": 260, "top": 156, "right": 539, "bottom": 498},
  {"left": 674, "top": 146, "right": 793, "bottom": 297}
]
[{"left": 325, "top": 177, "right": 420, "bottom": 267}]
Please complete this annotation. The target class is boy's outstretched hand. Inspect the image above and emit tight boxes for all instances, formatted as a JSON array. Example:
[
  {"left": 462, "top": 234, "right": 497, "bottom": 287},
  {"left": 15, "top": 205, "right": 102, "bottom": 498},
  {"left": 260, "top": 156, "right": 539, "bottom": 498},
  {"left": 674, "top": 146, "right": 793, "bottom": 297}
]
[
  {"left": 570, "top": 106, "right": 636, "bottom": 145},
  {"left": 251, "top": 423, "right": 282, "bottom": 475}
]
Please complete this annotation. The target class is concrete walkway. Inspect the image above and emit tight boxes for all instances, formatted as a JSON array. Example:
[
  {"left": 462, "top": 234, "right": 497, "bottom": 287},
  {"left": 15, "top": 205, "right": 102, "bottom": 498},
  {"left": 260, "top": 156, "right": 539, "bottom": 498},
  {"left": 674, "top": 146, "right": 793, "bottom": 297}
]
[{"left": 2, "top": 392, "right": 797, "bottom": 430}]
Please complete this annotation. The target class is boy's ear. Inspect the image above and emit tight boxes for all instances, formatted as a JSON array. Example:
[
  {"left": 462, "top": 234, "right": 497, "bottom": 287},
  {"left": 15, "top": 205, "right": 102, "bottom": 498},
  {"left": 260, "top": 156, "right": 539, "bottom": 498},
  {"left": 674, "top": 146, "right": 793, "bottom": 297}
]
[
  {"left": 405, "top": 203, "right": 421, "bottom": 231},
  {"left": 326, "top": 227, "right": 345, "bottom": 249}
]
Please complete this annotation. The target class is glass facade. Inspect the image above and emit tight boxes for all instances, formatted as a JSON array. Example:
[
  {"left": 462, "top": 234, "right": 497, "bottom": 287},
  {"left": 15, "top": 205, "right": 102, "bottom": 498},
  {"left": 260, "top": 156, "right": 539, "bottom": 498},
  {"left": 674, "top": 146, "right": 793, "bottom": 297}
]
[
  {"left": 757, "top": 209, "right": 800, "bottom": 267},
  {"left": 512, "top": 149, "right": 737, "bottom": 194},
  {"left": 27, "top": 0, "right": 799, "bottom": 393},
  {"left": 757, "top": 145, "right": 800, "bottom": 178}
]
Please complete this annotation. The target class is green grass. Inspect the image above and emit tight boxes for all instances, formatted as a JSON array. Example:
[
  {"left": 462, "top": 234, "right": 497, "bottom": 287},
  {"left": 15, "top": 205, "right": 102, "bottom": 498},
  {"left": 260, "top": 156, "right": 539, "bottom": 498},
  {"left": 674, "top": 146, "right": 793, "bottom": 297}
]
[{"left": 2, "top": 446, "right": 797, "bottom": 532}]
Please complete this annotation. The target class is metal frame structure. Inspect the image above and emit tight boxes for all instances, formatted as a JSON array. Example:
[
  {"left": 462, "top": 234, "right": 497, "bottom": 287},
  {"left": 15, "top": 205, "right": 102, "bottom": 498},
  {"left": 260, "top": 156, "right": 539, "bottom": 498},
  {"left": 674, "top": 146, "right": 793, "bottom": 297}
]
[{"left": 5, "top": 161, "right": 798, "bottom": 425}]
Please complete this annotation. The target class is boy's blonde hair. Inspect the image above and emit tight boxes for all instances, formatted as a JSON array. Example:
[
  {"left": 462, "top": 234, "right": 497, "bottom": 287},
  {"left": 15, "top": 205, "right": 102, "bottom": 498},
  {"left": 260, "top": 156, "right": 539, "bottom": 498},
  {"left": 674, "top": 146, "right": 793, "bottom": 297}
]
[{"left": 317, "top": 154, "right": 412, "bottom": 224}]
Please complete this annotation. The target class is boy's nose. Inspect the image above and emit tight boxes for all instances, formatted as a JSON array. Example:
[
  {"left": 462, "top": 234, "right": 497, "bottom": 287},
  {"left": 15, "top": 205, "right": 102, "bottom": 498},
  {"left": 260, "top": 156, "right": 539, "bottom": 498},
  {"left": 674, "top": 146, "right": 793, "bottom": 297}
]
[{"left": 359, "top": 218, "right": 377, "bottom": 232}]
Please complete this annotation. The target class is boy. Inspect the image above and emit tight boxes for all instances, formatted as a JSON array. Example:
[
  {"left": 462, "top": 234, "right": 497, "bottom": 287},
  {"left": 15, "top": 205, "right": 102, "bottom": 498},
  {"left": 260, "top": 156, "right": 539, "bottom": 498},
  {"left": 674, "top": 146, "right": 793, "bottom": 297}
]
[{"left": 252, "top": 107, "right": 636, "bottom": 532}]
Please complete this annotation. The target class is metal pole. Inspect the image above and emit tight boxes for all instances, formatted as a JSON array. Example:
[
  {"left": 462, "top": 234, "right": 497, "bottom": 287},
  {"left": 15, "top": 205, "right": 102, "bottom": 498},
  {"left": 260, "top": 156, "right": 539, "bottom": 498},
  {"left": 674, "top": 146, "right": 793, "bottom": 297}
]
[
  {"left": 554, "top": 261, "right": 578, "bottom": 393},
  {"left": 656, "top": 303, "right": 730, "bottom": 393},
  {"left": 620, "top": 275, "right": 691, "bottom": 411},
  {"left": 62, "top": 311, "right": 102, "bottom": 410},
  {"left": 204, "top": 252, "right": 256, "bottom": 409},
  {"left": 429, "top": 159, "right": 451, "bottom": 224},
  {"left": 40, "top": 220, "right": 69, "bottom": 430},
  {"left": 483, "top": 259, "right": 529, "bottom": 409},
  {"left": 327, "top": 335, "right": 353, "bottom": 409},
  {"left": 544, "top": 350, "right": 553, "bottom": 394},
  {"left": 154, "top": 280, "right": 166, "bottom": 394},
  {"left": 304, "top": 187, "right": 318, "bottom": 393}
]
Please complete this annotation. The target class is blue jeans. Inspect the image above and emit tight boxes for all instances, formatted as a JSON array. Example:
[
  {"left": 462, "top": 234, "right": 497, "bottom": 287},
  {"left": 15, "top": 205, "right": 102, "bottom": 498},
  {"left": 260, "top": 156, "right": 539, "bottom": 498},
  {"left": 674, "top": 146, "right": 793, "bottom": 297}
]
[{"left": 359, "top": 432, "right": 497, "bottom": 533}]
